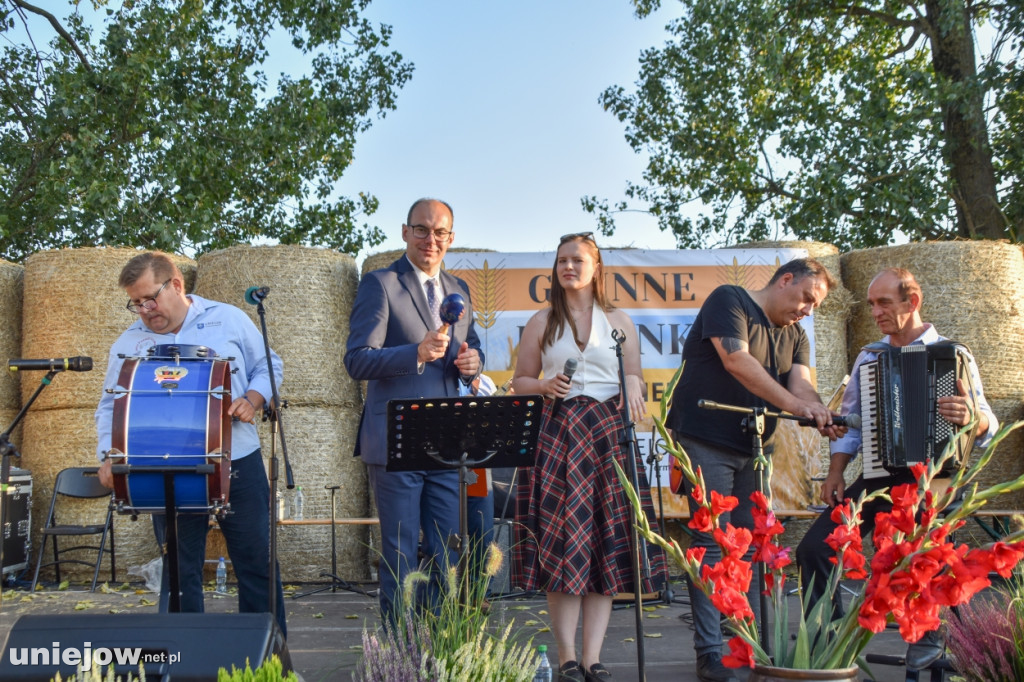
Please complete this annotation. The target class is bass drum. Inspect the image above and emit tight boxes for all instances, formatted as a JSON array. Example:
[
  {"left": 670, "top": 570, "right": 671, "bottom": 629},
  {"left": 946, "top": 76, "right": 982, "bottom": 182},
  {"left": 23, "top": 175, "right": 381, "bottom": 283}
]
[{"left": 110, "top": 344, "right": 231, "bottom": 513}]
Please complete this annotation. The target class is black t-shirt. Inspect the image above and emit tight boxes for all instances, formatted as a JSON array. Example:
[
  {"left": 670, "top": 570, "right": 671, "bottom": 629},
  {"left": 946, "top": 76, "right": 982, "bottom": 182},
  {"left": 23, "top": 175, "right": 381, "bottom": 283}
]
[{"left": 666, "top": 285, "right": 811, "bottom": 456}]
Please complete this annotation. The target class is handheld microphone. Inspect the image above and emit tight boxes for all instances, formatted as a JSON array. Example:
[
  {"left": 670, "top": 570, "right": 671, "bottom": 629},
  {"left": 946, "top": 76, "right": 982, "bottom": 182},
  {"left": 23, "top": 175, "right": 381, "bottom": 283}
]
[
  {"left": 550, "top": 358, "right": 579, "bottom": 419},
  {"left": 438, "top": 293, "right": 466, "bottom": 335},
  {"left": 244, "top": 286, "right": 270, "bottom": 306},
  {"left": 8, "top": 356, "right": 93, "bottom": 372},
  {"left": 795, "top": 413, "right": 861, "bottom": 430}
]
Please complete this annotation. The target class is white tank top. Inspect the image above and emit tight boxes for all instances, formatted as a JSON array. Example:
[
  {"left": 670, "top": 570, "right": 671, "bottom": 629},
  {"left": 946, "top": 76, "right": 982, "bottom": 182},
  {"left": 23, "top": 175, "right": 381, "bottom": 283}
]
[{"left": 541, "top": 304, "right": 621, "bottom": 402}]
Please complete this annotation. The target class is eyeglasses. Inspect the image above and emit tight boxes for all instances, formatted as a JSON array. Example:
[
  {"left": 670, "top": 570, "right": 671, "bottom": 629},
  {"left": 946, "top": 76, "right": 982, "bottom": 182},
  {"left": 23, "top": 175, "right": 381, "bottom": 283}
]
[
  {"left": 408, "top": 224, "right": 453, "bottom": 241},
  {"left": 126, "top": 279, "right": 171, "bottom": 314},
  {"left": 560, "top": 231, "right": 595, "bottom": 243}
]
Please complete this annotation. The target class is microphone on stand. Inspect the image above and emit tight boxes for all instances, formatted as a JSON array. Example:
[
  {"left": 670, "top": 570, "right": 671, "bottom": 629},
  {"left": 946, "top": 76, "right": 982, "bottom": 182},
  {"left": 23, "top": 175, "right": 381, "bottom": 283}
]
[
  {"left": 696, "top": 399, "right": 859, "bottom": 429},
  {"left": 550, "top": 358, "right": 578, "bottom": 419},
  {"left": 8, "top": 357, "right": 93, "bottom": 372},
  {"left": 245, "top": 286, "right": 270, "bottom": 305},
  {"left": 794, "top": 413, "right": 861, "bottom": 429}
]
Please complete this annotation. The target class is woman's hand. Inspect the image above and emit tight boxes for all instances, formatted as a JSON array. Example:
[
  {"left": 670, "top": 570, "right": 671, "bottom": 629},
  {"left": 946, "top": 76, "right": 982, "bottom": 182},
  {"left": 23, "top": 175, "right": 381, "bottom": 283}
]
[{"left": 623, "top": 374, "right": 646, "bottom": 422}]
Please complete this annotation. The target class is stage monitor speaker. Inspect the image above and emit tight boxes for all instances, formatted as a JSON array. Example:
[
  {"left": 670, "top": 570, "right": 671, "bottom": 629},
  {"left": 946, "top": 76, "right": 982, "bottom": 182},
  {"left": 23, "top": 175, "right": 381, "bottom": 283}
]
[{"left": 0, "top": 612, "right": 290, "bottom": 681}]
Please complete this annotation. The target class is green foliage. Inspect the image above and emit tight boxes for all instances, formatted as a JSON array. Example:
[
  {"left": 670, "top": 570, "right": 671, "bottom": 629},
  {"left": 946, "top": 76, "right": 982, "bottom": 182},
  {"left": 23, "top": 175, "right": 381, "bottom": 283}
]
[
  {"left": 355, "top": 540, "right": 537, "bottom": 681},
  {"left": 0, "top": 0, "right": 413, "bottom": 261},
  {"left": 217, "top": 654, "right": 297, "bottom": 681},
  {"left": 591, "top": 0, "right": 1023, "bottom": 249}
]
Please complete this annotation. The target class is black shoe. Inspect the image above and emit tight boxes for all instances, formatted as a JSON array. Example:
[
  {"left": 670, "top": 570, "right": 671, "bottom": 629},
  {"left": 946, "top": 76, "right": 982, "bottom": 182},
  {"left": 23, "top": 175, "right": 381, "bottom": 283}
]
[
  {"left": 558, "top": 660, "right": 585, "bottom": 682},
  {"left": 905, "top": 630, "right": 944, "bottom": 670},
  {"left": 696, "top": 652, "right": 740, "bottom": 682},
  {"left": 584, "top": 662, "right": 612, "bottom": 681}
]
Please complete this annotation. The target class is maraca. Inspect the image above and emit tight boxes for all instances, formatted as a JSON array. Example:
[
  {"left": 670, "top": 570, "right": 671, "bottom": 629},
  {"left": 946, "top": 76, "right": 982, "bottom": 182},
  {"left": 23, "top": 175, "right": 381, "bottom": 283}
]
[{"left": 439, "top": 293, "right": 466, "bottom": 335}]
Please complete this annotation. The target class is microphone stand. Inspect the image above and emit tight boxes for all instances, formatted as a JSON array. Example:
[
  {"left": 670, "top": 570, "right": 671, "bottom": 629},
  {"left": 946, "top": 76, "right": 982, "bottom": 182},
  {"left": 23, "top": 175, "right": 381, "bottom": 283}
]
[
  {"left": 611, "top": 329, "right": 649, "bottom": 682},
  {"left": 697, "top": 399, "right": 773, "bottom": 656},
  {"left": 251, "top": 295, "right": 292, "bottom": 632},
  {"left": 645, "top": 444, "right": 685, "bottom": 606},
  {"left": 0, "top": 370, "right": 59, "bottom": 613}
]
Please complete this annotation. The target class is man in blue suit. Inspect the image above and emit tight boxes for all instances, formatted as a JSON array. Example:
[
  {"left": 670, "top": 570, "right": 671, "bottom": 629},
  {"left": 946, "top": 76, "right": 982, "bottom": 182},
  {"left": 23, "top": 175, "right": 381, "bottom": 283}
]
[{"left": 345, "top": 198, "right": 484, "bottom": 621}]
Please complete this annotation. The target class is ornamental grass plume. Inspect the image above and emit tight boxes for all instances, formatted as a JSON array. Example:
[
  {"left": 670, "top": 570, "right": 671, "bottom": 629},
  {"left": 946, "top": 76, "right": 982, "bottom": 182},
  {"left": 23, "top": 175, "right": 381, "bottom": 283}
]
[
  {"left": 614, "top": 367, "right": 1024, "bottom": 673},
  {"left": 355, "top": 540, "right": 536, "bottom": 681}
]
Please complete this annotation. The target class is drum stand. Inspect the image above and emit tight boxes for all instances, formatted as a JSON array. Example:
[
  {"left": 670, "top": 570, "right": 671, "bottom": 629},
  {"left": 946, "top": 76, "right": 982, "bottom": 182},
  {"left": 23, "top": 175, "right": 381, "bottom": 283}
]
[{"left": 293, "top": 485, "right": 375, "bottom": 599}]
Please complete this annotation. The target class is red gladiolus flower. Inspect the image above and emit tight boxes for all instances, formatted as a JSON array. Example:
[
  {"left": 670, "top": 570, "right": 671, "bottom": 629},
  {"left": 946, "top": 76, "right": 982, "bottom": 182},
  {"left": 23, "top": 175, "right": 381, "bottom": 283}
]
[
  {"left": 691, "top": 468, "right": 706, "bottom": 505},
  {"left": 988, "top": 542, "right": 1024, "bottom": 578},
  {"left": 689, "top": 507, "right": 714, "bottom": 533},
  {"left": 722, "top": 636, "right": 755, "bottom": 669},
  {"left": 710, "top": 490, "right": 739, "bottom": 516},
  {"left": 714, "top": 524, "right": 753, "bottom": 558},
  {"left": 710, "top": 584, "right": 755, "bottom": 621},
  {"left": 686, "top": 546, "right": 707, "bottom": 566}
]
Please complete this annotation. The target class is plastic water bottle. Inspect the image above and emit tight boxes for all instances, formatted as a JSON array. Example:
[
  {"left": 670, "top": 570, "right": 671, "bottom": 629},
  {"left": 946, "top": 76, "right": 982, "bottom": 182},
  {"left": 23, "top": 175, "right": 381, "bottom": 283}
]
[
  {"left": 215, "top": 557, "right": 227, "bottom": 594},
  {"left": 533, "top": 644, "right": 552, "bottom": 682},
  {"left": 276, "top": 489, "right": 286, "bottom": 520},
  {"left": 293, "top": 486, "right": 304, "bottom": 521}
]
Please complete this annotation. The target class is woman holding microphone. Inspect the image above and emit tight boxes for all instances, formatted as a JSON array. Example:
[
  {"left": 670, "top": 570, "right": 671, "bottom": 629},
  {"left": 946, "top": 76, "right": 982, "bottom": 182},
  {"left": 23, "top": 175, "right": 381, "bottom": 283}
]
[{"left": 511, "top": 232, "right": 665, "bottom": 682}]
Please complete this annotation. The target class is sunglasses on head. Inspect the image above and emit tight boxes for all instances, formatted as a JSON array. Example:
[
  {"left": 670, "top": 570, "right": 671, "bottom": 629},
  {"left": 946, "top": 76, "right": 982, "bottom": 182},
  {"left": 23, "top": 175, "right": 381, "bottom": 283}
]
[{"left": 559, "top": 231, "right": 595, "bottom": 243}]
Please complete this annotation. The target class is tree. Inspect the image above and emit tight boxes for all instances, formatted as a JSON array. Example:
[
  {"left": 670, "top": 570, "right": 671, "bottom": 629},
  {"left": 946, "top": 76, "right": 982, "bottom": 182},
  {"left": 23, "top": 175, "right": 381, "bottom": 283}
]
[
  {"left": 0, "top": 0, "right": 413, "bottom": 262},
  {"left": 588, "top": 0, "right": 1023, "bottom": 249}
]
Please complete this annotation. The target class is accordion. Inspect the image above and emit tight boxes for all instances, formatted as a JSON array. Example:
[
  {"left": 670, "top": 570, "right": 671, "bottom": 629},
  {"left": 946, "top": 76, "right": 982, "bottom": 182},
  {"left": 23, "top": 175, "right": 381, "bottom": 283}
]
[{"left": 858, "top": 341, "right": 976, "bottom": 479}]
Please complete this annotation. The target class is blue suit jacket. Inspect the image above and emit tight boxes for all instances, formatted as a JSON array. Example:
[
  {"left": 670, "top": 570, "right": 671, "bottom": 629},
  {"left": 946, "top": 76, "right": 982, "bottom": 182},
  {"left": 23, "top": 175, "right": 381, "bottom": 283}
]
[{"left": 345, "top": 256, "right": 485, "bottom": 466}]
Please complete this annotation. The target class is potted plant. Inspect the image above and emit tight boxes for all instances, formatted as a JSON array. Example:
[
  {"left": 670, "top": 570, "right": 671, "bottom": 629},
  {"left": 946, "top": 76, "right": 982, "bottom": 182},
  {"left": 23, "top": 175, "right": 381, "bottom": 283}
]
[{"left": 616, "top": 372, "right": 1024, "bottom": 680}]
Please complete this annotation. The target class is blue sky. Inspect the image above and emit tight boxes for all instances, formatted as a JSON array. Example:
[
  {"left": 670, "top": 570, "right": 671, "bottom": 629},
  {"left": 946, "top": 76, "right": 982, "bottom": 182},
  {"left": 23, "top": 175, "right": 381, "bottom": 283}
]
[{"left": 332, "top": 1, "right": 682, "bottom": 259}]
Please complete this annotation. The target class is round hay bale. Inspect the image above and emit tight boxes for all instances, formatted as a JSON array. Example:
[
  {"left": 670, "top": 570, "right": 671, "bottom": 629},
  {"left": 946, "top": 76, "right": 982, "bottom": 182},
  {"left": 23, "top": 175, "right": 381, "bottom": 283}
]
[
  {"left": 21, "top": 248, "right": 195, "bottom": 411},
  {"left": 0, "top": 261, "right": 23, "bottom": 411},
  {"left": 361, "top": 249, "right": 406, "bottom": 278},
  {"left": 194, "top": 245, "right": 361, "bottom": 409},
  {"left": 840, "top": 242, "right": 1024, "bottom": 400},
  {"left": 20, "top": 406, "right": 158, "bottom": 583},
  {"left": 974, "top": 397, "right": 1024, "bottom": 509},
  {"left": 257, "top": 404, "right": 370, "bottom": 581}
]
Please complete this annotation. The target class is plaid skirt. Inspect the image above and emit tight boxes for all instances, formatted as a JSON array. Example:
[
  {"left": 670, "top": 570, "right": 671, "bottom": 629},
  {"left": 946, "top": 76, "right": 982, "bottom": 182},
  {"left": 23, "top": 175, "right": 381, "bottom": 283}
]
[{"left": 511, "top": 395, "right": 667, "bottom": 595}]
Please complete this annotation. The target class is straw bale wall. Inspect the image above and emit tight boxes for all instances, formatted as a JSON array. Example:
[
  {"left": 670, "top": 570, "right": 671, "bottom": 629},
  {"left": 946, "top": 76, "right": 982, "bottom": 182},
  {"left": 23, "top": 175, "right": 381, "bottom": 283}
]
[
  {"left": 256, "top": 405, "right": 368, "bottom": 581},
  {"left": 0, "top": 260, "right": 23, "bottom": 413},
  {"left": 195, "top": 245, "right": 368, "bottom": 582},
  {"left": 195, "top": 245, "right": 361, "bottom": 408},
  {"left": 19, "top": 249, "right": 194, "bottom": 583},
  {"left": 841, "top": 242, "right": 1024, "bottom": 507},
  {"left": 20, "top": 249, "right": 195, "bottom": 411}
]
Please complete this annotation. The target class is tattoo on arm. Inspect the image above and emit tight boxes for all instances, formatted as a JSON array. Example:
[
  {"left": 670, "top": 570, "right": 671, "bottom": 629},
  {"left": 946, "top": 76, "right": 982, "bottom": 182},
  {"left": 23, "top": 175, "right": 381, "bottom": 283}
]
[{"left": 720, "top": 337, "right": 744, "bottom": 354}]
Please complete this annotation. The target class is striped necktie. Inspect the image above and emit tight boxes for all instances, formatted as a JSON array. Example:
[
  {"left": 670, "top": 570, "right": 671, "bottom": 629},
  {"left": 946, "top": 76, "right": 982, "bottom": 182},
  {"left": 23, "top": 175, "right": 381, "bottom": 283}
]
[{"left": 426, "top": 278, "right": 442, "bottom": 329}]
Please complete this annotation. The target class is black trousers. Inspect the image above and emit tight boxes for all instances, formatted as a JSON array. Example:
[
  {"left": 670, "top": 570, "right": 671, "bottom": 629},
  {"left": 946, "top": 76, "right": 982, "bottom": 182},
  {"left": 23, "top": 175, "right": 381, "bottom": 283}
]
[{"left": 794, "top": 468, "right": 917, "bottom": 619}]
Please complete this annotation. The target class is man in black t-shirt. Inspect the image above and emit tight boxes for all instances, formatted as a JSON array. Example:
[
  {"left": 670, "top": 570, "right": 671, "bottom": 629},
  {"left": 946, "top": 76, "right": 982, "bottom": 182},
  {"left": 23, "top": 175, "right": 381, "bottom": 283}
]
[{"left": 666, "top": 257, "right": 842, "bottom": 682}]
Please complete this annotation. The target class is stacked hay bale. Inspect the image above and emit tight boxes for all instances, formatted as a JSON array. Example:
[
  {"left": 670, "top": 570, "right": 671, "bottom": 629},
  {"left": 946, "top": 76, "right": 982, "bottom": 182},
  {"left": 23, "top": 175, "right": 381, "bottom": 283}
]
[
  {"left": 0, "top": 260, "right": 24, "bottom": 449},
  {"left": 841, "top": 241, "right": 1024, "bottom": 508},
  {"left": 737, "top": 242, "right": 854, "bottom": 544},
  {"left": 20, "top": 248, "right": 196, "bottom": 582},
  {"left": 195, "top": 245, "right": 364, "bottom": 582}
]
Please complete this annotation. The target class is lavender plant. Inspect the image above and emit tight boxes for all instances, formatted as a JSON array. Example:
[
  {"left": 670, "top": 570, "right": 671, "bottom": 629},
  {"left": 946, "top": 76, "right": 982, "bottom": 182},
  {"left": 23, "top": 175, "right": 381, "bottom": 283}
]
[{"left": 946, "top": 574, "right": 1024, "bottom": 682}]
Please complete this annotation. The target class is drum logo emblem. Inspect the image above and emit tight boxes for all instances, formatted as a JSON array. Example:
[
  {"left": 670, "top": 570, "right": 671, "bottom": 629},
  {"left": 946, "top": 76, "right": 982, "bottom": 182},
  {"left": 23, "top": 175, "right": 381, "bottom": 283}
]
[{"left": 154, "top": 365, "right": 188, "bottom": 388}]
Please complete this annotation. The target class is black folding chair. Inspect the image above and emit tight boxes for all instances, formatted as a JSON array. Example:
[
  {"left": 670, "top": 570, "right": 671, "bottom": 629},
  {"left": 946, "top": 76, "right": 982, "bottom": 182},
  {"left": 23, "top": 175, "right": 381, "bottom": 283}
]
[{"left": 31, "top": 467, "right": 116, "bottom": 591}]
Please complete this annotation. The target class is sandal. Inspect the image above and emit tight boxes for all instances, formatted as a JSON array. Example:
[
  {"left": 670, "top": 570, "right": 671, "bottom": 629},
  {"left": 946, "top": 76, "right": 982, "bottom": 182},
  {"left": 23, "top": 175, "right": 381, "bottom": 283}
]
[
  {"left": 585, "top": 663, "right": 612, "bottom": 681},
  {"left": 558, "top": 660, "right": 585, "bottom": 682}
]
